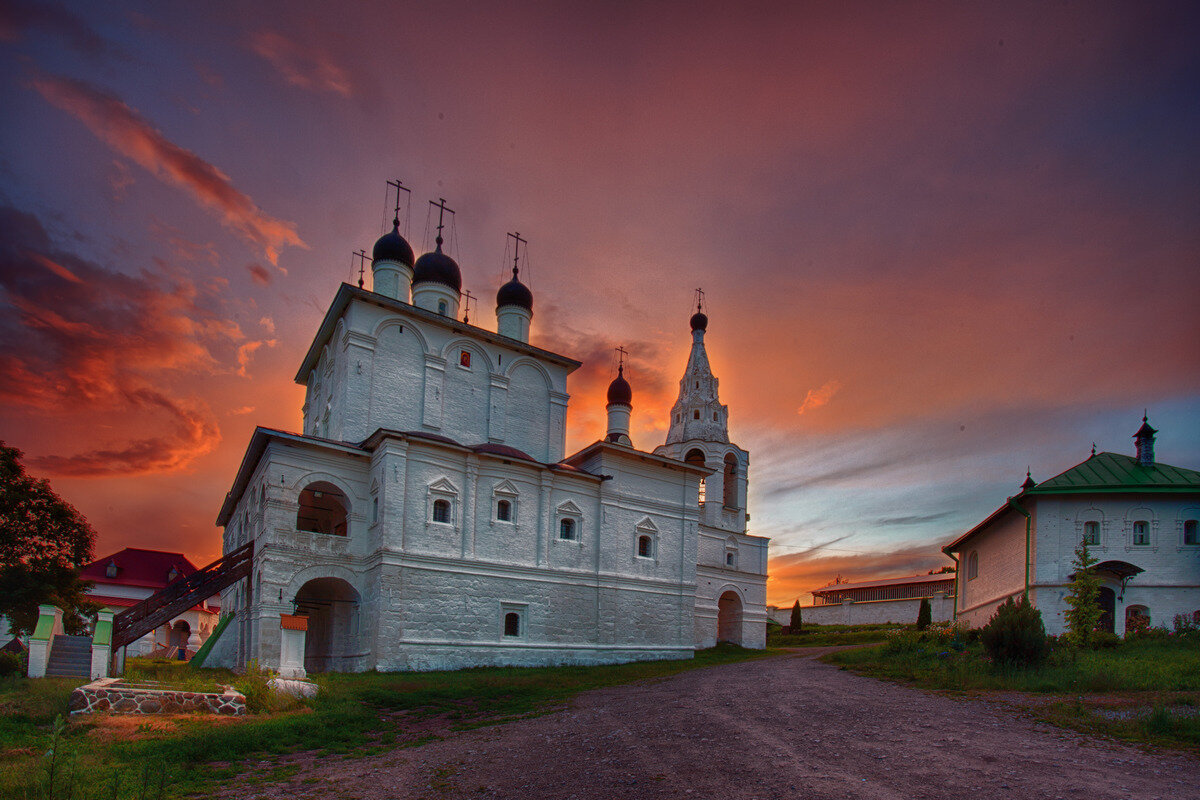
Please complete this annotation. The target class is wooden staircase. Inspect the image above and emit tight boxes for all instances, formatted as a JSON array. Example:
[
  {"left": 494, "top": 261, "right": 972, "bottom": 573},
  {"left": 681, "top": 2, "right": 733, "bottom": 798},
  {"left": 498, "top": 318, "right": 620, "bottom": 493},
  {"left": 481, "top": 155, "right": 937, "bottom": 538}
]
[
  {"left": 112, "top": 542, "right": 253, "bottom": 650},
  {"left": 44, "top": 635, "right": 91, "bottom": 678}
]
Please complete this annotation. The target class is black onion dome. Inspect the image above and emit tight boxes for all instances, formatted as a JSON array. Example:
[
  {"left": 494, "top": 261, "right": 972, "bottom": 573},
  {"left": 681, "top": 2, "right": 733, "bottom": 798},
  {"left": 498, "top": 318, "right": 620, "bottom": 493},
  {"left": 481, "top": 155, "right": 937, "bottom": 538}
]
[
  {"left": 412, "top": 243, "right": 462, "bottom": 292},
  {"left": 690, "top": 311, "right": 708, "bottom": 331},
  {"left": 372, "top": 221, "right": 415, "bottom": 267},
  {"left": 606, "top": 365, "right": 632, "bottom": 406},
  {"left": 496, "top": 275, "right": 533, "bottom": 311}
]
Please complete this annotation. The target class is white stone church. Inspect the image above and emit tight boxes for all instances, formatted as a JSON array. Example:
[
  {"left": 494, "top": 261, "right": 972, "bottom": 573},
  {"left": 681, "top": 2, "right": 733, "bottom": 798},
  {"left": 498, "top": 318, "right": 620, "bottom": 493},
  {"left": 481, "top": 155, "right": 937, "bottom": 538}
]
[{"left": 212, "top": 211, "right": 768, "bottom": 673}]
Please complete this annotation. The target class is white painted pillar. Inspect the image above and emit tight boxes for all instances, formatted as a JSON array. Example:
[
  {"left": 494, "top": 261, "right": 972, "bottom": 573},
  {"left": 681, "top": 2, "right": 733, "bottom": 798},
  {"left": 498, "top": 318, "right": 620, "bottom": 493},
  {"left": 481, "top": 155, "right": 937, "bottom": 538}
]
[
  {"left": 26, "top": 605, "right": 62, "bottom": 679},
  {"left": 91, "top": 611, "right": 113, "bottom": 679},
  {"left": 279, "top": 614, "right": 308, "bottom": 679}
]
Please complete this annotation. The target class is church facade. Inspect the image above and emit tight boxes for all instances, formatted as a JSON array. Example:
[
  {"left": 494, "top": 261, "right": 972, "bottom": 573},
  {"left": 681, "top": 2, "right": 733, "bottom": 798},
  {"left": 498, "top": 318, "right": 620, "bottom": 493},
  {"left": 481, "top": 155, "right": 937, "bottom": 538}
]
[{"left": 214, "top": 213, "right": 768, "bottom": 673}]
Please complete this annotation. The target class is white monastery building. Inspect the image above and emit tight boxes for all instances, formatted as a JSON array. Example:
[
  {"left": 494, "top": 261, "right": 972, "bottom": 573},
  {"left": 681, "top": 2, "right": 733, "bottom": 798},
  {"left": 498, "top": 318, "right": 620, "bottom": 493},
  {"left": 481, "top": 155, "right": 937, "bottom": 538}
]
[
  {"left": 212, "top": 207, "right": 768, "bottom": 674},
  {"left": 944, "top": 418, "right": 1200, "bottom": 636}
]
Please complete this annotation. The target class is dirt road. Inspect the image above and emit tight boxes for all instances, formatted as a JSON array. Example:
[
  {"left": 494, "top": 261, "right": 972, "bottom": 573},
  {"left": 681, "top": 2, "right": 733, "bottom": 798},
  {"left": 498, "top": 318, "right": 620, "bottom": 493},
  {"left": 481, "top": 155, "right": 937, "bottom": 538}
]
[{"left": 231, "top": 648, "right": 1199, "bottom": 800}]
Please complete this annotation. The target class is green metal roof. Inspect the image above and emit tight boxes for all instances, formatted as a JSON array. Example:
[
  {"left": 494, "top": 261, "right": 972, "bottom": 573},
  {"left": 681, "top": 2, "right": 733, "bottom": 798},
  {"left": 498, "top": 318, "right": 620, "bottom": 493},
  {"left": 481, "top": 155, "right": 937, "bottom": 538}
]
[{"left": 1026, "top": 451, "right": 1200, "bottom": 495}]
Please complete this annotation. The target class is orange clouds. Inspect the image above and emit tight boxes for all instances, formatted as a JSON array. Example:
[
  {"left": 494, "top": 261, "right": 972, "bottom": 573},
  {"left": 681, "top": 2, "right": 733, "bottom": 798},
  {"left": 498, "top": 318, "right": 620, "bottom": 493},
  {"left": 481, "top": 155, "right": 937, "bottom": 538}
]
[
  {"left": 796, "top": 380, "right": 842, "bottom": 416},
  {"left": 30, "top": 74, "right": 305, "bottom": 264},
  {"left": 767, "top": 543, "right": 953, "bottom": 606},
  {"left": 249, "top": 30, "right": 353, "bottom": 97}
]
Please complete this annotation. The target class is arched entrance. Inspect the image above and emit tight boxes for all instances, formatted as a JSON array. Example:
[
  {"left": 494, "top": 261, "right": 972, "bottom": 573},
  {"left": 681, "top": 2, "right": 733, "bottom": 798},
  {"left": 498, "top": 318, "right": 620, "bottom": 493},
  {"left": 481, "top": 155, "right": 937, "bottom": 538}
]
[
  {"left": 1125, "top": 604, "right": 1150, "bottom": 635},
  {"left": 1097, "top": 587, "right": 1116, "bottom": 634},
  {"left": 171, "top": 620, "right": 190, "bottom": 660},
  {"left": 293, "top": 577, "right": 360, "bottom": 673},
  {"left": 717, "top": 590, "right": 743, "bottom": 645}
]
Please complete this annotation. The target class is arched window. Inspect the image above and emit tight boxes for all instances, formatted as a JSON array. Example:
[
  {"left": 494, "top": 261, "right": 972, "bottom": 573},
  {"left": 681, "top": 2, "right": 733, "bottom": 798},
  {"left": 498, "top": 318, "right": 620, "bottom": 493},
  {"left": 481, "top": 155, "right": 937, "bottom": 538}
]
[
  {"left": 693, "top": 409, "right": 700, "bottom": 420},
  {"left": 967, "top": 551, "right": 979, "bottom": 580},
  {"left": 1184, "top": 519, "right": 1198, "bottom": 546},
  {"left": 438, "top": 300, "right": 448, "bottom": 315},
  {"left": 433, "top": 499, "right": 451, "bottom": 524},
  {"left": 1132, "top": 520, "right": 1149, "bottom": 545},
  {"left": 723, "top": 454, "right": 738, "bottom": 509},
  {"left": 559, "top": 518, "right": 576, "bottom": 540},
  {"left": 504, "top": 612, "right": 520, "bottom": 637},
  {"left": 1083, "top": 521, "right": 1100, "bottom": 545},
  {"left": 296, "top": 481, "right": 349, "bottom": 536},
  {"left": 637, "top": 535, "right": 653, "bottom": 558},
  {"left": 496, "top": 499, "right": 512, "bottom": 522}
]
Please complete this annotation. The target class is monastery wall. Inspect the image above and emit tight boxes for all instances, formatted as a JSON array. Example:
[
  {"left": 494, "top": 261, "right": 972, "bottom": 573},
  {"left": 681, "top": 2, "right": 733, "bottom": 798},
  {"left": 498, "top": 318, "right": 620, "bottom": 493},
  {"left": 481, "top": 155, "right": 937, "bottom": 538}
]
[{"left": 955, "top": 510, "right": 1029, "bottom": 628}]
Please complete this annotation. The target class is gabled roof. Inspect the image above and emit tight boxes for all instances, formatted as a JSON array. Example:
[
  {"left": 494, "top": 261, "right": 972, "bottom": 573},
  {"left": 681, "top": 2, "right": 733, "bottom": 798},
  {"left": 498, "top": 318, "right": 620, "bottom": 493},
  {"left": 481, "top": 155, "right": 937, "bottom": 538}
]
[
  {"left": 81, "top": 548, "right": 198, "bottom": 590},
  {"left": 1026, "top": 451, "right": 1200, "bottom": 494}
]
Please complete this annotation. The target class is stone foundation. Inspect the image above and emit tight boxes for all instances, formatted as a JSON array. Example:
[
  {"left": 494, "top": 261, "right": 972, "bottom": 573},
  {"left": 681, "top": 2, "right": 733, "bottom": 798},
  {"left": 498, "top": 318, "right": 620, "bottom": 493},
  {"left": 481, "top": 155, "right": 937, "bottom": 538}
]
[{"left": 68, "top": 678, "right": 246, "bottom": 716}]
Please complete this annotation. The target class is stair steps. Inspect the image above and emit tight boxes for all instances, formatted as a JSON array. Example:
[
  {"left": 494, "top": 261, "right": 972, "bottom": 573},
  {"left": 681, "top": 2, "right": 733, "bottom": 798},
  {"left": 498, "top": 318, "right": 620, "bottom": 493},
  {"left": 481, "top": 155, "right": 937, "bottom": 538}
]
[{"left": 44, "top": 634, "right": 91, "bottom": 678}]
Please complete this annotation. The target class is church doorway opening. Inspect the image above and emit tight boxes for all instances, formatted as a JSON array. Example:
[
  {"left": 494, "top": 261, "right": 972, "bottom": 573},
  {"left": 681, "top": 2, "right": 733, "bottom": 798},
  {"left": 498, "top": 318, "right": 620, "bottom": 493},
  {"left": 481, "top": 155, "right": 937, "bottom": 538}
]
[
  {"left": 1097, "top": 586, "right": 1116, "bottom": 634},
  {"left": 294, "top": 577, "right": 360, "bottom": 673},
  {"left": 170, "top": 620, "right": 190, "bottom": 660},
  {"left": 717, "top": 591, "right": 743, "bottom": 645}
]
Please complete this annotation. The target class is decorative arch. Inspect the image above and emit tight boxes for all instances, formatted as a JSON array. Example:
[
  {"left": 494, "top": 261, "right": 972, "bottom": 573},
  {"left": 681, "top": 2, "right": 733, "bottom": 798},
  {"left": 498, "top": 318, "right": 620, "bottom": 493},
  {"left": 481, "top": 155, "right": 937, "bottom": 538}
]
[
  {"left": 715, "top": 585, "right": 745, "bottom": 645},
  {"left": 284, "top": 563, "right": 364, "bottom": 600},
  {"left": 556, "top": 500, "right": 583, "bottom": 541},
  {"left": 1179, "top": 507, "right": 1200, "bottom": 546},
  {"left": 503, "top": 356, "right": 554, "bottom": 387},
  {"left": 723, "top": 453, "right": 739, "bottom": 509},
  {"left": 288, "top": 471, "right": 360, "bottom": 503},
  {"left": 372, "top": 316, "right": 429, "bottom": 353},
  {"left": 296, "top": 481, "right": 349, "bottom": 536}
]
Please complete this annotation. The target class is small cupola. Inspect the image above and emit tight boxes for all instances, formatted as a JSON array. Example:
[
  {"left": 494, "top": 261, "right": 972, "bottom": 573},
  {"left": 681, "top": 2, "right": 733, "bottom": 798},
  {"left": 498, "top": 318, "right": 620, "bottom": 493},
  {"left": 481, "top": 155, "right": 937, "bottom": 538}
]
[
  {"left": 605, "top": 358, "right": 633, "bottom": 447},
  {"left": 1021, "top": 469, "right": 1036, "bottom": 491},
  {"left": 370, "top": 217, "right": 416, "bottom": 301},
  {"left": 105, "top": 560, "right": 119, "bottom": 579},
  {"left": 496, "top": 232, "right": 534, "bottom": 342},
  {"left": 1133, "top": 413, "right": 1157, "bottom": 466},
  {"left": 167, "top": 566, "right": 179, "bottom": 583},
  {"left": 411, "top": 198, "right": 462, "bottom": 317}
]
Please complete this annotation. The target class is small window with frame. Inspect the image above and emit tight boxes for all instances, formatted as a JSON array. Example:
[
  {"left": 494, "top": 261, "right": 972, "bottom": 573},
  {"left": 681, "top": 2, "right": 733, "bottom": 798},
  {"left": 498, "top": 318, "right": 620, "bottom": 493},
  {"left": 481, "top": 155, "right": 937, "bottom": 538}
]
[
  {"left": 1132, "top": 520, "right": 1149, "bottom": 546},
  {"left": 496, "top": 499, "right": 512, "bottom": 522},
  {"left": 559, "top": 518, "right": 576, "bottom": 540},
  {"left": 637, "top": 535, "right": 653, "bottom": 558},
  {"left": 500, "top": 602, "right": 527, "bottom": 640},
  {"left": 1185, "top": 519, "right": 1199, "bottom": 546},
  {"left": 433, "top": 499, "right": 451, "bottom": 524},
  {"left": 1083, "top": 521, "right": 1100, "bottom": 545}
]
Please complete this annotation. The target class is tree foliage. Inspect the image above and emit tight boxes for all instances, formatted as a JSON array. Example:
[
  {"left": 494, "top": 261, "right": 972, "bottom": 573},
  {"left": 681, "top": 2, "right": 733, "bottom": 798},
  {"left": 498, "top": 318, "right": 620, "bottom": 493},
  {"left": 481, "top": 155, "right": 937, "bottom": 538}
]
[
  {"left": 916, "top": 597, "right": 932, "bottom": 631},
  {"left": 1063, "top": 535, "right": 1102, "bottom": 648},
  {"left": 789, "top": 600, "right": 802, "bottom": 633},
  {"left": 0, "top": 443, "right": 97, "bottom": 636},
  {"left": 980, "top": 595, "right": 1047, "bottom": 667}
]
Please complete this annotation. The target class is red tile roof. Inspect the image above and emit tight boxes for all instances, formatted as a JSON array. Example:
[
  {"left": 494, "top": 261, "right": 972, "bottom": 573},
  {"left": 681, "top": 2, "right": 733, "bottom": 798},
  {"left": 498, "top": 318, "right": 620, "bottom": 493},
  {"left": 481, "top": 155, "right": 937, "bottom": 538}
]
[{"left": 81, "top": 548, "right": 199, "bottom": 590}]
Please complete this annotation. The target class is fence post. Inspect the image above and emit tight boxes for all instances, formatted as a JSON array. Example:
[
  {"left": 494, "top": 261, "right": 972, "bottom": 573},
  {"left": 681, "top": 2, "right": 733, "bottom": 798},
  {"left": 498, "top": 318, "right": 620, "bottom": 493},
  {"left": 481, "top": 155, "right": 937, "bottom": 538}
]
[{"left": 26, "top": 605, "right": 62, "bottom": 678}]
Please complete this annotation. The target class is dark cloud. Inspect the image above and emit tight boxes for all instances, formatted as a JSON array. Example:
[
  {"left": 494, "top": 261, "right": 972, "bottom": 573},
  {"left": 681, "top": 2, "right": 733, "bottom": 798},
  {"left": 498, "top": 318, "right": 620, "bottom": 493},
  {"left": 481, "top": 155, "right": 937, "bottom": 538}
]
[
  {"left": 759, "top": 453, "right": 909, "bottom": 500},
  {"left": 874, "top": 512, "right": 954, "bottom": 526},
  {"left": 0, "top": 205, "right": 265, "bottom": 475},
  {"left": 246, "top": 263, "right": 271, "bottom": 286},
  {"left": 0, "top": 0, "right": 124, "bottom": 58},
  {"left": 30, "top": 74, "right": 305, "bottom": 264}
]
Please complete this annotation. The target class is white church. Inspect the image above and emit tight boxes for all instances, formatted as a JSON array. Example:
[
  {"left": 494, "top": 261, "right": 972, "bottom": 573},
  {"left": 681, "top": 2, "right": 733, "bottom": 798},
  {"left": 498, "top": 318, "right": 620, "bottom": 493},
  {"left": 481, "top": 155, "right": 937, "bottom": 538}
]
[{"left": 212, "top": 206, "right": 768, "bottom": 674}]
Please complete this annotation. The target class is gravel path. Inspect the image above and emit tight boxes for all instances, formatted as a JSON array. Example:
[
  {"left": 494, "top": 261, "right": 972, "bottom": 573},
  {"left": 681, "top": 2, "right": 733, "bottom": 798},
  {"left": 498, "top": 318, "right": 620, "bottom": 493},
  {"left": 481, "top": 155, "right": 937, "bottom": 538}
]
[{"left": 229, "top": 648, "right": 1199, "bottom": 800}]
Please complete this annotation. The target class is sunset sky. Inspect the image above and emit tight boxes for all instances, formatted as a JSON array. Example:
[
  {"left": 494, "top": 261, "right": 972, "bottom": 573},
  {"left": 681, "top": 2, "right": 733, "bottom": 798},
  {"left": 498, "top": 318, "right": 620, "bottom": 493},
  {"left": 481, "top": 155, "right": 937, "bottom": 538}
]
[{"left": 1, "top": 1, "right": 1197, "bottom": 605}]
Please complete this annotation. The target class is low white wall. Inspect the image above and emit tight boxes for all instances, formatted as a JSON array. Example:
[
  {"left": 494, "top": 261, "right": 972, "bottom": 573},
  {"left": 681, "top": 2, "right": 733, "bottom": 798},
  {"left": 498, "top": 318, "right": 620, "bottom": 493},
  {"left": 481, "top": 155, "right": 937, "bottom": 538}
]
[{"left": 770, "top": 593, "right": 954, "bottom": 627}]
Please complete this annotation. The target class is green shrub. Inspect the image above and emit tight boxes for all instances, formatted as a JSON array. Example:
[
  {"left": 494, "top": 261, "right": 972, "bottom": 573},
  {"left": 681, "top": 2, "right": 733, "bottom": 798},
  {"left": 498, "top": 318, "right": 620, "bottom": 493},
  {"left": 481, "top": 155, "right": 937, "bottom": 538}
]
[
  {"left": 790, "top": 600, "right": 803, "bottom": 634},
  {"left": 0, "top": 651, "right": 20, "bottom": 677},
  {"left": 1091, "top": 630, "right": 1120, "bottom": 649},
  {"left": 916, "top": 597, "right": 932, "bottom": 631},
  {"left": 980, "top": 595, "right": 1047, "bottom": 667}
]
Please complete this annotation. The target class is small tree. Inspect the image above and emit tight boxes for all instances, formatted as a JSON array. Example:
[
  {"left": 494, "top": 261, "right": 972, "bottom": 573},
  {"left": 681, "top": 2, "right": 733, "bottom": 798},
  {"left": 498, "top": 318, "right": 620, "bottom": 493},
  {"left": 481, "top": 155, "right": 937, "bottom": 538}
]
[
  {"left": 1063, "top": 535, "right": 1102, "bottom": 648},
  {"left": 789, "top": 600, "right": 802, "bottom": 634},
  {"left": 916, "top": 597, "right": 932, "bottom": 631},
  {"left": 980, "top": 595, "right": 1047, "bottom": 667},
  {"left": 0, "top": 443, "right": 97, "bottom": 635}
]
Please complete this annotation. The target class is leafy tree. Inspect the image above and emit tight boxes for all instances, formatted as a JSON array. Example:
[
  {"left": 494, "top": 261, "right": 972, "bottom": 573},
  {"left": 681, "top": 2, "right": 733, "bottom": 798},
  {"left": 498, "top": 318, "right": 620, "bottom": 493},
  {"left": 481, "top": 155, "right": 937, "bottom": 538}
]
[
  {"left": 0, "top": 443, "right": 97, "bottom": 636},
  {"left": 789, "top": 600, "right": 802, "bottom": 634},
  {"left": 916, "top": 597, "right": 932, "bottom": 630},
  {"left": 1063, "top": 535, "right": 1102, "bottom": 648}
]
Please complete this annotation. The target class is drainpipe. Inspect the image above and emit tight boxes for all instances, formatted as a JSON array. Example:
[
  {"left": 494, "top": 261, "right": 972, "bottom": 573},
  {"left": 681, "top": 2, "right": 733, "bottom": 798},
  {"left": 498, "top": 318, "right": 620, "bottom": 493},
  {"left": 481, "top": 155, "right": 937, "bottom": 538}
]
[
  {"left": 941, "top": 547, "right": 960, "bottom": 620},
  {"left": 1007, "top": 496, "right": 1032, "bottom": 599}
]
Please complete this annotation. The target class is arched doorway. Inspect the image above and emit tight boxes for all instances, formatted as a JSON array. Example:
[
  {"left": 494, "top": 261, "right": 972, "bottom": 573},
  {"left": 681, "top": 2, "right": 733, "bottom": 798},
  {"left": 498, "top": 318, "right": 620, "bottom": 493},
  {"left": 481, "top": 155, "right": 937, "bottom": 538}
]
[
  {"left": 717, "top": 590, "right": 743, "bottom": 645},
  {"left": 685, "top": 449, "right": 707, "bottom": 505},
  {"left": 1097, "top": 586, "right": 1116, "bottom": 634},
  {"left": 171, "top": 620, "right": 190, "bottom": 660},
  {"left": 293, "top": 577, "right": 360, "bottom": 673}
]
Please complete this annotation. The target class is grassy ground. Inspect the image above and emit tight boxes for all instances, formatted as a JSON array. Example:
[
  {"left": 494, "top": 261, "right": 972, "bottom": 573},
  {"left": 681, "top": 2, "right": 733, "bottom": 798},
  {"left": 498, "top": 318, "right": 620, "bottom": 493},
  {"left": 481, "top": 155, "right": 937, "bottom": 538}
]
[
  {"left": 767, "top": 622, "right": 904, "bottom": 647},
  {"left": 823, "top": 630, "right": 1200, "bottom": 752},
  {"left": 1, "top": 644, "right": 770, "bottom": 799}
]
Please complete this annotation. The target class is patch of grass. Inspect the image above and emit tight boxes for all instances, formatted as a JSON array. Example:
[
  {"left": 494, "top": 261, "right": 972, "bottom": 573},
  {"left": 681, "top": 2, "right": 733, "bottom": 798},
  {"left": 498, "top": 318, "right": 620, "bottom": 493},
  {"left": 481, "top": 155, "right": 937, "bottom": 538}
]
[
  {"left": 769, "top": 622, "right": 906, "bottom": 647},
  {"left": 823, "top": 633, "right": 1200, "bottom": 751},
  {"left": 1, "top": 643, "right": 767, "bottom": 798}
]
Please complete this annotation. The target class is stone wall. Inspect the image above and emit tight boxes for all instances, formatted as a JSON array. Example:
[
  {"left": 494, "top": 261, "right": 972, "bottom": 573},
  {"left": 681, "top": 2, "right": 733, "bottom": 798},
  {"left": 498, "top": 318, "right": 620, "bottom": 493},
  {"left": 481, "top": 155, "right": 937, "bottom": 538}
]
[
  {"left": 69, "top": 678, "right": 245, "bottom": 716},
  {"left": 769, "top": 593, "right": 954, "bottom": 627}
]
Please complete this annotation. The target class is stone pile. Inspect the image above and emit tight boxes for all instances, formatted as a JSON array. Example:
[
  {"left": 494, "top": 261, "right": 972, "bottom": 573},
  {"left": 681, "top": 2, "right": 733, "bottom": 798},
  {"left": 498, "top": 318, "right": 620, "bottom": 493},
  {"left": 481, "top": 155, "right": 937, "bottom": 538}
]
[{"left": 69, "top": 678, "right": 246, "bottom": 716}]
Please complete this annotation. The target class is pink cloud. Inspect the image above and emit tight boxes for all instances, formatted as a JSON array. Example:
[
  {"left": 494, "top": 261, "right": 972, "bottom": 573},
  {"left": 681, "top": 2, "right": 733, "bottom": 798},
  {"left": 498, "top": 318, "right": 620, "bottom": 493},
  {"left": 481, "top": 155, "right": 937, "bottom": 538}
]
[
  {"left": 31, "top": 74, "right": 305, "bottom": 264},
  {"left": 249, "top": 30, "right": 353, "bottom": 96},
  {"left": 797, "top": 380, "right": 842, "bottom": 416}
]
